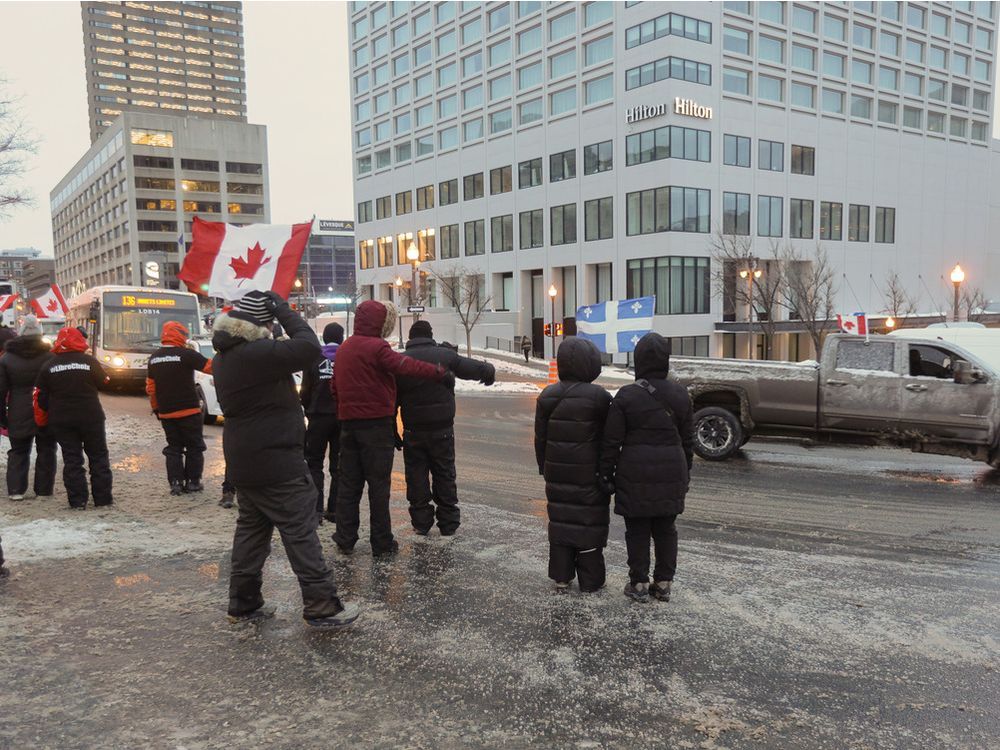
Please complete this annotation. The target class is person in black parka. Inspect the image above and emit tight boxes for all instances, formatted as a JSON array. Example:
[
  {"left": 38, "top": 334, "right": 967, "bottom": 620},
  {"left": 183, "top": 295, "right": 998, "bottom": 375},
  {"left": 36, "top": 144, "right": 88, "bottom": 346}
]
[
  {"left": 600, "top": 332, "right": 693, "bottom": 602},
  {"left": 0, "top": 316, "right": 56, "bottom": 500},
  {"left": 300, "top": 321, "right": 344, "bottom": 523},
  {"left": 396, "top": 320, "right": 495, "bottom": 536},
  {"left": 535, "top": 336, "right": 612, "bottom": 592}
]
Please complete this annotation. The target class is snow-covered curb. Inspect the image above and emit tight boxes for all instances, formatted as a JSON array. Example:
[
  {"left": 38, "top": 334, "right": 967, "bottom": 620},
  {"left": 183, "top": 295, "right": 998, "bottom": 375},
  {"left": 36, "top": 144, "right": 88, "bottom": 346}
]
[{"left": 455, "top": 380, "right": 541, "bottom": 394}]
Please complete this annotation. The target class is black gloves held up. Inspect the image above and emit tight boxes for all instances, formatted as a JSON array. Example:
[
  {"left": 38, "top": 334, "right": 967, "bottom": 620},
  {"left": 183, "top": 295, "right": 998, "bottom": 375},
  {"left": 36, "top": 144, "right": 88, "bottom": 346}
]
[
  {"left": 480, "top": 363, "right": 496, "bottom": 386},
  {"left": 262, "top": 290, "right": 290, "bottom": 316}
]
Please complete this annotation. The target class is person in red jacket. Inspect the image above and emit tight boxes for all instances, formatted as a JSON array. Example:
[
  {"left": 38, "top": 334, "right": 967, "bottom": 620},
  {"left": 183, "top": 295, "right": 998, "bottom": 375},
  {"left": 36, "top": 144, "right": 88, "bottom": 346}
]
[{"left": 331, "top": 300, "right": 452, "bottom": 556}]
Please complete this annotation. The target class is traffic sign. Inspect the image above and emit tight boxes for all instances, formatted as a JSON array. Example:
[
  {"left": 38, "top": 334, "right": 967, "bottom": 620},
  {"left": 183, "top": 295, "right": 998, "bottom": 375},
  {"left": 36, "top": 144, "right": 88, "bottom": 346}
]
[{"left": 407, "top": 305, "right": 425, "bottom": 313}]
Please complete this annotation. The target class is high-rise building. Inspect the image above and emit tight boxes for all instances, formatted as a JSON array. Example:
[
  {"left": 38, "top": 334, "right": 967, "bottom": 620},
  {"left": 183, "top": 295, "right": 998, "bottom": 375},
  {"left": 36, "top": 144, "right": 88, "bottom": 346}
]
[
  {"left": 302, "top": 220, "right": 357, "bottom": 297},
  {"left": 82, "top": 0, "right": 247, "bottom": 143},
  {"left": 348, "top": 1, "right": 1000, "bottom": 360},
  {"left": 51, "top": 111, "right": 269, "bottom": 295}
]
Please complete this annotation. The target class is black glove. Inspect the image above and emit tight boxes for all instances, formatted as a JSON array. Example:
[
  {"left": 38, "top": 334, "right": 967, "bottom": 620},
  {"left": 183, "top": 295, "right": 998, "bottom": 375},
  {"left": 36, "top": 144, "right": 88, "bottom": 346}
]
[
  {"left": 262, "top": 290, "right": 290, "bottom": 316},
  {"left": 480, "top": 363, "right": 496, "bottom": 386},
  {"left": 440, "top": 369, "right": 456, "bottom": 390},
  {"left": 598, "top": 475, "right": 616, "bottom": 496}
]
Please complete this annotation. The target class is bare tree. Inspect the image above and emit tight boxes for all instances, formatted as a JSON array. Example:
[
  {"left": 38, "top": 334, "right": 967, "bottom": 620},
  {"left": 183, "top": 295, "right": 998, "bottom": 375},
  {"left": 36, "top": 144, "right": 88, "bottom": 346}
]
[
  {"left": 430, "top": 265, "right": 491, "bottom": 355},
  {"left": 777, "top": 242, "right": 838, "bottom": 358},
  {"left": 0, "top": 80, "right": 36, "bottom": 217},
  {"left": 962, "top": 285, "right": 988, "bottom": 323},
  {"left": 708, "top": 230, "right": 783, "bottom": 359},
  {"left": 878, "top": 270, "right": 918, "bottom": 325}
]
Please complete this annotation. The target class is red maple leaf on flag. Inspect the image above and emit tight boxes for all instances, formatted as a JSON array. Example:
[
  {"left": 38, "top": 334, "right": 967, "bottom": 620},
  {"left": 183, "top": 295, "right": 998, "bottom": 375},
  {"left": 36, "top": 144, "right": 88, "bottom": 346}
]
[
  {"left": 229, "top": 242, "right": 272, "bottom": 285},
  {"left": 46, "top": 298, "right": 60, "bottom": 313}
]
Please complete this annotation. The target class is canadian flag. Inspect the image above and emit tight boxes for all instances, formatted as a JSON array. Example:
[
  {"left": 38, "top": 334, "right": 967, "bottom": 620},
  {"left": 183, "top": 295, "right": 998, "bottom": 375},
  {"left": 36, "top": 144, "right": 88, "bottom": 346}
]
[
  {"left": 0, "top": 293, "right": 18, "bottom": 313},
  {"left": 31, "top": 285, "right": 69, "bottom": 321},
  {"left": 836, "top": 312, "right": 868, "bottom": 336},
  {"left": 178, "top": 216, "right": 313, "bottom": 301}
]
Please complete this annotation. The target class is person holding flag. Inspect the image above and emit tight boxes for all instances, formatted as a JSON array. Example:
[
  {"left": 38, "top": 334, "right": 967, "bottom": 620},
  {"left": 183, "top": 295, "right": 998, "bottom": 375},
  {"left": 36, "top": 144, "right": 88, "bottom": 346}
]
[{"left": 145, "top": 321, "right": 213, "bottom": 496}]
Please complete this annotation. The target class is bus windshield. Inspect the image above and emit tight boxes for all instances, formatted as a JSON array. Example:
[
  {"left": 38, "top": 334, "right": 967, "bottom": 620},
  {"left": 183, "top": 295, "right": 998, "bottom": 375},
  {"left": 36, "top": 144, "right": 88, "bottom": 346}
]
[{"left": 101, "top": 291, "right": 200, "bottom": 353}]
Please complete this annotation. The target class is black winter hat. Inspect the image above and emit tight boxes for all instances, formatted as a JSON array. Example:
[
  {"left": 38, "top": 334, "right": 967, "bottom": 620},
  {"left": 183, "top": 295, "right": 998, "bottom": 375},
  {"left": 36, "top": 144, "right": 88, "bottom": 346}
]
[
  {"left": 408, "top": 320, "right": 433, "bottom": 340},
  {"left": 233, "top": 290, "right": 274, "bottom": 326},
  {"left": 323, "top": 322, "right": 345, "bottom": 344}
]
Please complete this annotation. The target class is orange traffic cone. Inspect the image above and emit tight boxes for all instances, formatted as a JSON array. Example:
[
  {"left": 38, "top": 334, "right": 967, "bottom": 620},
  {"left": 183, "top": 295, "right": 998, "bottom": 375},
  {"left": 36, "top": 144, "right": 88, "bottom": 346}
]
[{"left": 547, "top": 359, "right": 559, "bottom": 385}]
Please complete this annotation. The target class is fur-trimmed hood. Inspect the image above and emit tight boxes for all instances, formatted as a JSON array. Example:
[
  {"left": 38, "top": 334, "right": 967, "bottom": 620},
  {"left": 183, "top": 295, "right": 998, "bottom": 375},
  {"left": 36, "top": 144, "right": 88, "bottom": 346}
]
[
  {"left": 211, "top": 311, "right": 272, "bottom": 352},
  {"left": 354, "top": 299, "right": 398, "bottom": 338}
]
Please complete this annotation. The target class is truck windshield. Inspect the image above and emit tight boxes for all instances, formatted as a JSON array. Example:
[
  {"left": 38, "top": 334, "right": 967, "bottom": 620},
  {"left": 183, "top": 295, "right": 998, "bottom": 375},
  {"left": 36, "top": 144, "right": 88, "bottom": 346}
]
[{"left": 101, "top": 292, "right": 200, "bottom": 353}]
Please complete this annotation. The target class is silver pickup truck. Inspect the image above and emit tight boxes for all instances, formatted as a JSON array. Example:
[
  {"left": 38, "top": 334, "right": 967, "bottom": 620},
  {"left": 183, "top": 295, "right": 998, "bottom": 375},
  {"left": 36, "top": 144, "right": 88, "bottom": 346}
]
[{"left": 670, "top": 333, "right": 1000, "bottom": 467}]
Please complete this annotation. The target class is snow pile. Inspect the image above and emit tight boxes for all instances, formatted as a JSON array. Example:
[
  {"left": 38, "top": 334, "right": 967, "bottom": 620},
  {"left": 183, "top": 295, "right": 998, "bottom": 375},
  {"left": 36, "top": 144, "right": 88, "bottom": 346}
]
[
  {"left": 481, "top": 356, "right": 546, "bottom": 378},
  {"left": 2, "top": 519, "right": 112, "bottom": 561},
  {"left": 455, "top": 380, "right": 540, "bottom": 394}
]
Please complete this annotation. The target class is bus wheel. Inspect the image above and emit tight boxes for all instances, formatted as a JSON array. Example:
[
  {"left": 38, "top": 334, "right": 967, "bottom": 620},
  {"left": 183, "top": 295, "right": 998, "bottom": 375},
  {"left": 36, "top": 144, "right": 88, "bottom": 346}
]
[{"left": 197, "top": 386, "right": 216, "bottom": 425}]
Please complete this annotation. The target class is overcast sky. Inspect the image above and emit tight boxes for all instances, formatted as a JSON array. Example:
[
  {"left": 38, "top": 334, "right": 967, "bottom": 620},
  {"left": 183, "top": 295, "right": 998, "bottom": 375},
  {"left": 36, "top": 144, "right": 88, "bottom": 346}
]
[{"left": 0, "top": 1, "right": 353, "bottom": 257}]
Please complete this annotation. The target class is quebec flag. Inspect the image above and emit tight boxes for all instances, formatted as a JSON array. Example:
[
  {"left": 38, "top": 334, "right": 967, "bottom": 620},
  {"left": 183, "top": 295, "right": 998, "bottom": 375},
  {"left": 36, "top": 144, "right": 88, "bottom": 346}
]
[{"left": 575, "top": 296, "right": 655, "bottom": 354}]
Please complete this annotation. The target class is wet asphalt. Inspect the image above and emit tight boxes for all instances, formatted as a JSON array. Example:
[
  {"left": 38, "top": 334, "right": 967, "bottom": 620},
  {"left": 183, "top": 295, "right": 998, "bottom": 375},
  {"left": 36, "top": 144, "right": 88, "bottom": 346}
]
[{"left": 1, "top": 392, "right": 998, "bottom": 749}]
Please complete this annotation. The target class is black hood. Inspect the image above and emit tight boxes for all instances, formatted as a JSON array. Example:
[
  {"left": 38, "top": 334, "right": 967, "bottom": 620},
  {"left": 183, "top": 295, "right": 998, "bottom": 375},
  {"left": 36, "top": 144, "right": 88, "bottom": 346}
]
[
  {"left": 556, "top": 336, "right": 602, "bottom": 383},
  {"left": 634, "top": 332, "right": 671, "bottom": 380},
  {"left": 3, "top": 335, "right": 51, "bottom": 358},
  {"left": 405, "top": 337, "right": 436, "bottom": 351}
]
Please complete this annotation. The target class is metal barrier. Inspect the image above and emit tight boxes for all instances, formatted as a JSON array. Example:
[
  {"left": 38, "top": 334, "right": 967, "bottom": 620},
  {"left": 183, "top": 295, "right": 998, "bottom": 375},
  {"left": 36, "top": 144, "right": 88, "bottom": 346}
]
[{"left": 486, "top": 335, "right": 517, "bottom": 353}]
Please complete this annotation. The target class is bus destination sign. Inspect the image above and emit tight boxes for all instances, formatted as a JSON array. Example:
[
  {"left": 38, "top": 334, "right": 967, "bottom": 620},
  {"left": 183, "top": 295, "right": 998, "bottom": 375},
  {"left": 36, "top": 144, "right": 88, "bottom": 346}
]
[{"left": 120, "top": 294, "right": 178, "bottom": 308}]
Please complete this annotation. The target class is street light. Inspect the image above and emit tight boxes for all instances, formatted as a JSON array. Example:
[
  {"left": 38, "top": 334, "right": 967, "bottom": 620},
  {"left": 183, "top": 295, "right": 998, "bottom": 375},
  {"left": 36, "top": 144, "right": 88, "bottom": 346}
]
[
  {"left": 950, "top": 263, "right": 965, "bottom": 323},
  {"left": 394, "top": 276, "right": 405, "bottom": 346},
  {"left": 548, "top": 283, "right": 558, "bottom": 358},
  {"left": 738, "top": 262, "right": 762, "bottom": 360},
  {"left": 885, "top": 316, "right": 896, "bottom": 330}
]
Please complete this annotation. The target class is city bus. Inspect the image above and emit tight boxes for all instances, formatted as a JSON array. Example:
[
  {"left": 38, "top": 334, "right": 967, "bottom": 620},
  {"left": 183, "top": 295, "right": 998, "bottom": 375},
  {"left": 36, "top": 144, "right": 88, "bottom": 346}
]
[{"left": 66, "top": 286, "right": 203, "bottom": 387}]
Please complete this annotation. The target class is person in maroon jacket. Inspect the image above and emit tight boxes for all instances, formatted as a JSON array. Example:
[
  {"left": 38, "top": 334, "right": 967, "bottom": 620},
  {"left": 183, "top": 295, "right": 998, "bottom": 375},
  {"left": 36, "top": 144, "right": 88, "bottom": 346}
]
[{"left": 331, "top": 300, "right": 451, "bottom": 556}]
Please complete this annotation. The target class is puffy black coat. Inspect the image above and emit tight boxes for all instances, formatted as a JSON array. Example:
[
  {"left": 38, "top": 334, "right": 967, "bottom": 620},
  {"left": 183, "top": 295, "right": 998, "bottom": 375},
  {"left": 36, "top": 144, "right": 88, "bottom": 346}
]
[
  {"left": 600, "top": 332, "right": 694, "bottom": 518},
  {"left": 534, "top": 337, "right": 612, "bottom": 549},
  {"left": 211, "top": 304, "right": 322, "bottom": 487},
  {"left": 0, "top": 336, "right": 52, "bottom": 438},
  {"left": 396, "top": 337, "right": 495, "bottom": 430}
]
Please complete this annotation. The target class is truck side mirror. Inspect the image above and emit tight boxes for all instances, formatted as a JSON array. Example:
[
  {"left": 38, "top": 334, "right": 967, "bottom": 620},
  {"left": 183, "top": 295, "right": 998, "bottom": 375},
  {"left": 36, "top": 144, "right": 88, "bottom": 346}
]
[{"left": 953, "top": 359, "right": 985, "bottom": 385}]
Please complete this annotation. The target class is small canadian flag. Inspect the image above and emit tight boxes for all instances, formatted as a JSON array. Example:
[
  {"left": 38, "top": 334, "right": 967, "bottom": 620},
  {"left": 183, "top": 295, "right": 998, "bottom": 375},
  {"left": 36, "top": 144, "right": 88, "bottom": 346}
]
[
  {"left": 31, "top": 285, "right": 69, "bottom": 321},
  {"left": 178, "top": 216, "right": 313, "bottom": 301},
  {"left": 836, "top": 312, "right": 868, "bottom": 336}
]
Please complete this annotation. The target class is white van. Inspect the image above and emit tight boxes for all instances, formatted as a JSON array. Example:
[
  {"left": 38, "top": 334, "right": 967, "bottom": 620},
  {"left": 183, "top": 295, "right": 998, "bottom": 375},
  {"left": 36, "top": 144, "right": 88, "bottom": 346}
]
[{"left": 888, "top": 326, "right": 1000, "bottom": 374}]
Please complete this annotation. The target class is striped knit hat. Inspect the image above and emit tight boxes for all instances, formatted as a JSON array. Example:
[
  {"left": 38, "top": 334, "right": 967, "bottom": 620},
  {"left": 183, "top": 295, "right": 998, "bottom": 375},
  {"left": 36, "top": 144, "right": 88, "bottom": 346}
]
[{"left": 232, "top": 290, "right": 274, "bottom": 326}]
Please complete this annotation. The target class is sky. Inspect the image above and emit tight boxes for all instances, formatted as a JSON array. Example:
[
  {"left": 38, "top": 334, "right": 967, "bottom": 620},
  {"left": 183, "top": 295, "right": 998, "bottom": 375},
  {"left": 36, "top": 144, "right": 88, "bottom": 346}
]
[{"left": 0, "top": 0, "right": 353, "bottom": 257}]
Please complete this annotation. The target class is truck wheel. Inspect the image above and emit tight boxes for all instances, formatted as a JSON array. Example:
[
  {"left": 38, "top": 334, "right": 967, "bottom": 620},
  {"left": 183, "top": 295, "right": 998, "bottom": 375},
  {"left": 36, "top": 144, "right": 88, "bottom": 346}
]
[
  {"left": 693, "top": 407, "right": 743, "bottom": 461},
  {"left": 197, "top": 386, "right": 215, "bottom": 426}
]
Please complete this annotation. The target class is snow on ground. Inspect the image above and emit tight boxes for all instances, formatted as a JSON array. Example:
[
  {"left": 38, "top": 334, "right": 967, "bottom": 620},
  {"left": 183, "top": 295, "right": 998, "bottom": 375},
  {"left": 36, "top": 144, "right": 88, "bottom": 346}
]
[{"left": 455, "top": 379, "right": 541, "bottom": 394}]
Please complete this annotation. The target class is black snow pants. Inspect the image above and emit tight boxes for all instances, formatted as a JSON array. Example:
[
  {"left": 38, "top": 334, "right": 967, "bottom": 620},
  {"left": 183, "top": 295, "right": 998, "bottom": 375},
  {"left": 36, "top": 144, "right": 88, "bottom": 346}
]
[
  {"left": 624, "top": 515, "right": 678, "bottom": 584},
  {"left": 228, "top": 474, "right": 343, "bottom": 619},
  {"left": 161, "top": 414, "right": 206, "bottom": 486},
  {"left": 332, "top": 418, "right": 396, "bottom": 554},
  {"left": 6, "top": 431, "right": 57, "bottom": 497},
  {"left": 548, "top": 544, "right": 606, "bottom": 591},
  {"left": 304, "top": 414, "right": 341, "bottom": 515},
  {"left": 53, "top": 421, "right": 113, "bottom": 508},
  {"left": 402, "top": 427, "right": 459, "bottom": 535}
]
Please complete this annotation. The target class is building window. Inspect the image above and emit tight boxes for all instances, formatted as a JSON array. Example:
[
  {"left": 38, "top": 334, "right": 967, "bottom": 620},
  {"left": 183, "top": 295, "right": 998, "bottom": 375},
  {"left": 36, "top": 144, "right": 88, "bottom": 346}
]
[
  {"left": 550, "top": 149, "right": 576, "bottom": 182},
  {"left": 490, "top": 215, "right": 514, "bottom": 253},
  {"left": 549, "top": 10, "right": 577, "bottom": 42},
  {"left": 789, "top": 199, "right": 814, "bottom": 239},
  {"left": 131, "top": 129, "right": 174, "bottom": 147},
  {"left": 376, "top": 195, "right": 392, "bottom": 219},
  {"left": 723, "top": 26, "right": 750, "bottom": 54},
  {"left": 790, "top": 145, "right": 815, "bottom": 175},
  {"left": 518, "top": 98, "right": 543, "bottom": 125},
  {"left": 626, "top": 256, "right": 710, "bottom": 315},
  {"left": 416, "top": 185, "right": 435, "bottom": 210},
  {"left": 357, "top": 200, "right": 372, "bottom": 223},
  {"left": 584, "top": 140, "right": 613, "bottom": 174},
  {"left": 549, "top": 86, "right": 577, "bottom": 115},
  {"left": 758, "top": 139, "right": 783, "bottom": 171},
  {"left": 625, "top": 55, "right": 711, "bottom": 90},
  {"left": 584, "top": 35, "right": 614, "bottom": 67},
  {"left": 395, "top": 190, "right": 412, "bottom": 215},
  {"left": 438, "top": 179, "right": 458, "bottom": 206},
  {"left": 584, "top": 1, "right": 613, "bottom": 27},
  {"left": 359, "top": 239, "right": 374, "bottom": 270},
  {"left": 757, "top": 195, "right": 782, "bottom": 237},
  {"left": 723, "top": 134, "right": 750, "bottom": 167},
  {"left": 874, "top": 207, "right": 895, "bottom": 243},
  {"left": 464, "top": 219, "right": 485, "bottom": 256},
  {"left": 489, "top": 108, "right": 513, "bottom": 133},
  {"left": 464, "top": 172, "right": 484, "bottom": 200},
  {"left": 722, "top": 192, "right": 750, "bottom": 235},
  {"left": 463, "top": 118, "right": 483, "bottom": 142},
  {"left": 626, "top": 186, "right": 710, "bottom": 235},
  {"left": 848, "top": 204, "right": 870, "bottom": 241},
  {"left": 722, "top": 67, "right": 750, "bottom": 95},
  {"left": 518, "top": 209, "right": 544, "bottom": 249},
  {"left": 551, "top": 203, "right": 577, "bottom": 245},
  {"left": 625, "top": 125, "right": 710, "bottom": 166},
  {"left": 440, "top": 224, "right": 460, "bottom": 260},
  {"left": 519, "top": 157, "right": 543, "bottom": 188},
  {"left": 584, "top": 74, "right": 614, "bottom": 105},
  {"left": 625, "top": 12, "right": 712, "bottom": 49},
  {"left": 489, "top": 166, "right": 512, "bottom": 195},
  {"left": 377, "top": 236, "right": 394, "bottom": 267},
  {"left": 820, "top": 201, "right": 843, "bottom": 240},
  {"left": 584, "top": 197, "right": 613, "bottom": 241}
]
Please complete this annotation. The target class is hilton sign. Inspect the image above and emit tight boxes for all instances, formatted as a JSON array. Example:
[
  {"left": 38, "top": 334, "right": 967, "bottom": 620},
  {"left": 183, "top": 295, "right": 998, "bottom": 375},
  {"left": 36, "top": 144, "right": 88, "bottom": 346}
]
[{"left": 625, "top": 97, "right": 714, "bottom": 124}]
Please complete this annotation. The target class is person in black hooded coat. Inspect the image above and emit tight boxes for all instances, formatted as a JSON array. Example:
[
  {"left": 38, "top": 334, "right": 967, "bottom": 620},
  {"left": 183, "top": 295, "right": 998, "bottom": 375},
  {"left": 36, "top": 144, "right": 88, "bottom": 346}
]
[
  {"left": 0, "top": 316, "right": 56, "bottom": 500},
  {"left": 600, "top": 332, "right": 693, "bottom": 602},
  {"left": 534, "top": 336, "right": 612, "bottom": 592}
]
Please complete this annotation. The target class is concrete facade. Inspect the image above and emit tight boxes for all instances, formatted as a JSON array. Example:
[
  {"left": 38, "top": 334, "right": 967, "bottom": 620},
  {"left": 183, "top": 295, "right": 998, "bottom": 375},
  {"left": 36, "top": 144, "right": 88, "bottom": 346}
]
[
  {"left": 348, "top": 0, "right": 1000, "bottom": 359},
  {"left": 50, "top": 111, "right": 270, "bottom": 295}
]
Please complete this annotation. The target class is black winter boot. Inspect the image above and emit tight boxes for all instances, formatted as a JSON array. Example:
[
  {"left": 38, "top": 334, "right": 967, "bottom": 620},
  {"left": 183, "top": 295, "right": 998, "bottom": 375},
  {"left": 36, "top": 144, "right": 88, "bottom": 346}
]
[{"left": 169, "top": 481, "right": 185, "bottom": 496}]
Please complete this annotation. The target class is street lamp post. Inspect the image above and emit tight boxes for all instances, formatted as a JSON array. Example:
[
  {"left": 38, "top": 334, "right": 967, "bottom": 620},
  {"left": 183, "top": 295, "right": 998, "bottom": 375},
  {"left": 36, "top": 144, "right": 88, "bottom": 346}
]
[
  {"left": 394, "top": 276, "right": 404, "bottom": 346},
  {"left": 294, "top": 278, "right": 304, "bottom": 318},
  {"left": 406, "top": 241, "right": 420, "bottom": 319},
  {"left": 548, "top": 283, "right": 558, "bottom": 359},
  {"left": 738, "top": 262, "right": 762, "bottom": 360},
  {"left": 950, "top": 264, "right": 965, "bottom": 323}
]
